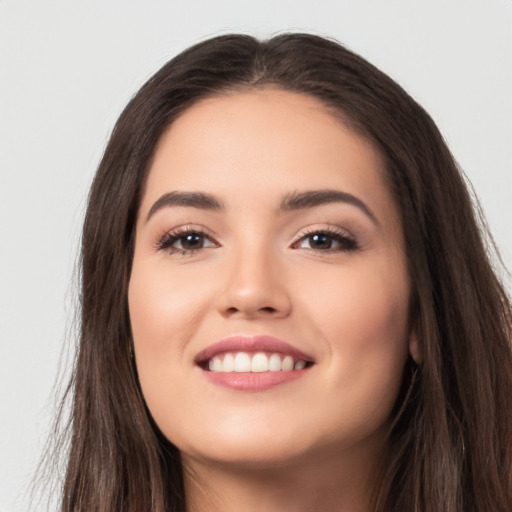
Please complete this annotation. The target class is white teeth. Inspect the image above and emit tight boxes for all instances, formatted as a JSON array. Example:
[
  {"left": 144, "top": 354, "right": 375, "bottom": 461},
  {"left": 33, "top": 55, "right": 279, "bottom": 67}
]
[
  {"left": 282, "top": 355, "right": 294, "bottom": 372},
  {"left": 251, "top": 352, "right": 269, "bottom": 372},
  {"left": 268, "top": 353, "right": 282, "bottom": 371},
  {"left": 207, "top": 351, "right": 309, "bottom": 373},
  {"left": 209, "top": 356, "right": 222, "bottom": 372},
  {"left": 222, "top": 353, "right": 235, "bottom": 372},
  {"left": 234, "top": 352, "right": 252, "bottom": 372}
]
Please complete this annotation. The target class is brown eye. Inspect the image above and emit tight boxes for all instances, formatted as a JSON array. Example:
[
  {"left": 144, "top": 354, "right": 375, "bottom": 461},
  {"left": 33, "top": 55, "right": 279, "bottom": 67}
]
[
  {"left": 171, "top": 233, "right": 217, "bottom": 253},
  {"left": 157, "top": 229, "right": 217, "bottom": 254},
  {"left": 176, "top": 233, "right": 205, "bottom": 250},
  {"left": 307, "top": 233, "right": 334, "bottom": 249},
  {"left": 294, "top": 230, "right": 358, "bottom": 252}
]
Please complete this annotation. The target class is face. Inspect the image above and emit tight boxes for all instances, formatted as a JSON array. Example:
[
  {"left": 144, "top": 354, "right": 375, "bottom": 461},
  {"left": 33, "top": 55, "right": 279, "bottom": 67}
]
[{"left": 129, "top": 90, "right": 416, "bottom": 471}]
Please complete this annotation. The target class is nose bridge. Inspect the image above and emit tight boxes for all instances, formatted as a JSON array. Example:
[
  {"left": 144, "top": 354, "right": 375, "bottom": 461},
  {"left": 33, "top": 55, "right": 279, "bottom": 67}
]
[{"left": 217, "top": 232, "right": 291, "bottom": 318}]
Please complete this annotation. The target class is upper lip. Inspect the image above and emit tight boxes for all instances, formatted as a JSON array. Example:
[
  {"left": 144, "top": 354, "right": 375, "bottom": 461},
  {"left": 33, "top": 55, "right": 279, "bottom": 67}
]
[{"left": 194, "top": 335, "right": 315, "bottom": 364}]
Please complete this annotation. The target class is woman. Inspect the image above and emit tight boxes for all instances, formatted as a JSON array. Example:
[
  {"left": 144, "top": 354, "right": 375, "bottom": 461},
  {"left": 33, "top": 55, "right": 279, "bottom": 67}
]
[{"left": 56, "top": 33, "right": 512, "bottom": 511}]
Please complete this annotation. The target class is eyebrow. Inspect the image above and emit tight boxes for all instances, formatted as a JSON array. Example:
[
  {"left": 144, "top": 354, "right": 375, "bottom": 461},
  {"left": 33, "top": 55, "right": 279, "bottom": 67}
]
[
  {"left": 146, "top": 188, "right": 379, "bottom": 226},
  {"left": 146, "top": 191, "right": 224, "bottom": 221},
  {"left": 278, "top": 189, "right": 379, "bottom": 226}
]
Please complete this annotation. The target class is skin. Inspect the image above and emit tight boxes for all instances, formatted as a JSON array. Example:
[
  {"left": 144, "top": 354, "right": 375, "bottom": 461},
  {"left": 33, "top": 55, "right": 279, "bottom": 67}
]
[{"left": 129, "top": 89, "right": 418, "bottom": 512}]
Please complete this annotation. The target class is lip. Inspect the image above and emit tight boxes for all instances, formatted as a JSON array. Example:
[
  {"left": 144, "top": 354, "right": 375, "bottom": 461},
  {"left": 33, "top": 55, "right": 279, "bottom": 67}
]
[
  {"left": 194, "top": 335, "right": 315, "bottom": 365},
  {"left": 195, "top": 335, "right": 315, "bottom": 392}
]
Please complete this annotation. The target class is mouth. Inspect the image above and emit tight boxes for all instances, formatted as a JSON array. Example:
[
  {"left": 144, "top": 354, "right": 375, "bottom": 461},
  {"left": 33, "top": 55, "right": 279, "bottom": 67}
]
[
  {"left": 195, "top": 336, "right": 315, "bottom": 390},
  {"left": 200, "top": 351, "right": 314, "bottom": 373}
]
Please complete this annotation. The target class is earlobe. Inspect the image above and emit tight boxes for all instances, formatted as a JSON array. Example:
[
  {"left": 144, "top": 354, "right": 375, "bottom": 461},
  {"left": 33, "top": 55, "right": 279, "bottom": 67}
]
[{"left": 408, "top": 332, "right": 422, "bottom": 364}]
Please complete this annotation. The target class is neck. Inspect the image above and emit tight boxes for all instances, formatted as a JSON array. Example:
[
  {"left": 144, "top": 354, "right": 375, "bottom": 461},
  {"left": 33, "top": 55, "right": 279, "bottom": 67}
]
[{"left": 183, "top": 438, "right": 385, "bottom": 512}]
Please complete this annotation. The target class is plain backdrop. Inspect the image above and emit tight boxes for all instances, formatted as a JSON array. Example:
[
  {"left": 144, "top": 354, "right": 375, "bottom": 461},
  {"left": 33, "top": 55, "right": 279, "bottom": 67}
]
[{"left": 1, "top": 1, "right": 511, "bottom": 510}]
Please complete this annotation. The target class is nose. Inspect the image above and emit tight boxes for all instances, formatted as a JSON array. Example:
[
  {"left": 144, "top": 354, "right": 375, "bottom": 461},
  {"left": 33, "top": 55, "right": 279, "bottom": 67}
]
[{"left": 215, "top": 243, "right": 292, "bottom": 320}]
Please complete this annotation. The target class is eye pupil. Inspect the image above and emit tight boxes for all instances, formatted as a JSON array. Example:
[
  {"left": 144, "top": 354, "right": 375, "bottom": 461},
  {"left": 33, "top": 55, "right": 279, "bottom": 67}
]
[
  {"left": 310, "top": 234, "right": 332, "bottom": 249},
  {"left": 181, "top": 234, "right": 203, "bottom": 249}
]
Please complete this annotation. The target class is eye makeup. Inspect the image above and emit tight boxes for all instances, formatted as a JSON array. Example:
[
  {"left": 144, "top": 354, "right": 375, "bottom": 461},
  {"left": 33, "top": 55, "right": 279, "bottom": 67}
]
[{"left": 154, "top": 224, "right": 359, "bottom": 257}]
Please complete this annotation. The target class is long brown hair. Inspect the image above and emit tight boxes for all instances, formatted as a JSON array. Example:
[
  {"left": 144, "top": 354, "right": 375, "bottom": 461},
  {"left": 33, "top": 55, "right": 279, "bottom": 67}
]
[{"left": 52, "top": 33, "right": 512, "bottom": 511}]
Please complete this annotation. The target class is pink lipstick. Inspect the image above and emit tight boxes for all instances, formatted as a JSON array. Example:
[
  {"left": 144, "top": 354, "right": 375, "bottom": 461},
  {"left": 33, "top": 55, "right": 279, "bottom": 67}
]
[{"left": 195, "top": 335, "right": 315, "bottom": 391}]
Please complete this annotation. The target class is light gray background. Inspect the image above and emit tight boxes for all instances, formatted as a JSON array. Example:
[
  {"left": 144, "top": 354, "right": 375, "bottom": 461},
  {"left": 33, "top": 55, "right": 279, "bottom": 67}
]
[{"left": 1, "top": 1, "right": 511, "bottom": 510}]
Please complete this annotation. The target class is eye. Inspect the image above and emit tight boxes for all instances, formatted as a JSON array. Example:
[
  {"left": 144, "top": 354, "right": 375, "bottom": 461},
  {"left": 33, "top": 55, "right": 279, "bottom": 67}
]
[
  {"left": 156, "top": 228, "right": 218, "bottom": 255},
  {"left": 292, "top": 228, "right": 358, "bottom": 253}
]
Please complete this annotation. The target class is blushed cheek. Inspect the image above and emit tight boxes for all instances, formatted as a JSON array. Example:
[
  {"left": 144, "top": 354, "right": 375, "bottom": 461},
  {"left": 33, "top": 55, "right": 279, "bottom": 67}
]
[
  {"left": 311, "top": 266, "right": 410, "bottom": 374},
  {"left": 128, "top": 264, "right": 216, "bottom": 424},
  {"left": 129, "top": 263, "right": 202, "bottom": 352},
  {"left": 128, "top": 268, "right": 190, "bottom": 428}
]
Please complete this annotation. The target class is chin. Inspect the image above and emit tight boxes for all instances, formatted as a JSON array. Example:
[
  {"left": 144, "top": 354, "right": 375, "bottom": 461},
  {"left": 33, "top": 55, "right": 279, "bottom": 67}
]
[
  {"left": 171, "top": 413, "right": 378, "bottom": 473},
  {"left": 181, "top": 437, "right": 313, "bottom": 471}
]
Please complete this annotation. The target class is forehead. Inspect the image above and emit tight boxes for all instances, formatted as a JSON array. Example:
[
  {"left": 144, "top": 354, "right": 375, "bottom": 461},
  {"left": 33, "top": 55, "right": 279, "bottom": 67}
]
[{"left": 142, "top": 89, "right": 398, "bottom": 225}]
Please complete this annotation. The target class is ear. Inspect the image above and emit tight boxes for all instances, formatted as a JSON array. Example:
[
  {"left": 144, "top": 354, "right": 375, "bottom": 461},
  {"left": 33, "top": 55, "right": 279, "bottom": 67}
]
[{"left": 408, "top": 330, "right": 422, "bottom": 364}]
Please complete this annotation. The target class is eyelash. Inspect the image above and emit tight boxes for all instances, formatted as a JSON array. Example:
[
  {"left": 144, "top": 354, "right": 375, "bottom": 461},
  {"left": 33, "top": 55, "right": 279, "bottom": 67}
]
[
  {"left": 292, "top": 226, "right": 358, "bottom": 253},
  {"left": 155, "top": 226, "right": 218, "bottom": 256},
  {"left": 155, "top": 226, "right": 358, "bottom": 256}
]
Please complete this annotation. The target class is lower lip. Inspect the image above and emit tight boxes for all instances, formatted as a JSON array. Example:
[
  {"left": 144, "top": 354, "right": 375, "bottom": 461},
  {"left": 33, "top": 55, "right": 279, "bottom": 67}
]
[{"left": 201, "top": 368, "right": 309, "bottom": 391}]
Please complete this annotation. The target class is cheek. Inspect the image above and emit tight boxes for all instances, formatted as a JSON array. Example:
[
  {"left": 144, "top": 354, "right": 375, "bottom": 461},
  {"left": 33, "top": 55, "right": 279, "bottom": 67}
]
[
  {"left": 128, "top": 261, "right": 209, "bottom": 352},
  {"left": 127, "top": 261, "right": 212, "bottom": 423},
  {"left": 307, "top": 257, "right": 408, "bottom": 329},
  {"left": 302, "top": 258, "right": 411, "bottom": 405}
]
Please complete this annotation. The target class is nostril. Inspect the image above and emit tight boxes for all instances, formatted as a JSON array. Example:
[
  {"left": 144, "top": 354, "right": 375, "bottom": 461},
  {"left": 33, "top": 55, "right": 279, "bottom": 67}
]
[
  {"left": 225, "top": 306, "right": 279, "bottom": 316},
  {"left": 218, "top": 290, "right": 292, "bottom": 319}
]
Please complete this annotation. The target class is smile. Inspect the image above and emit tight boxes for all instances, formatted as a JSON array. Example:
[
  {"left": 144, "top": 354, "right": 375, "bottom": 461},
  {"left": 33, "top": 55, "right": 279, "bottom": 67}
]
[
  {"left": 207, "top": 351, "right": 310, "bottom": 372},
  {"left": 195, "top": 335, "right": 315, "bottom": 391}
]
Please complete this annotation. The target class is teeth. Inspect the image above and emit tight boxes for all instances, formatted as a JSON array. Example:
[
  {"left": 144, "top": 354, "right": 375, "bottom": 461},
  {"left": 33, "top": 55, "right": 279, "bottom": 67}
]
[
  {"left": 234, "top": 352, "right": 251, "bottom": 372},
  {"left": 269, "top": 353, "right": 282, "bottom": 371},
  {"left": 251, "top": 352, "right": 269, "bottom": 372},
  {"left": 294, "top": 360, "right": 306, "bottom": 370},
  {"left": 282, "top": 355, "right": 294, "bottom": 371},
  {"left": 222, "top": 352, "right": 235, "bottom": 372},
  {"left": 207, "top": 351, "right": 309, "bottom": 373},
  {"left": 209, "top": 357, "right": 222, "bottom": 372}
]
